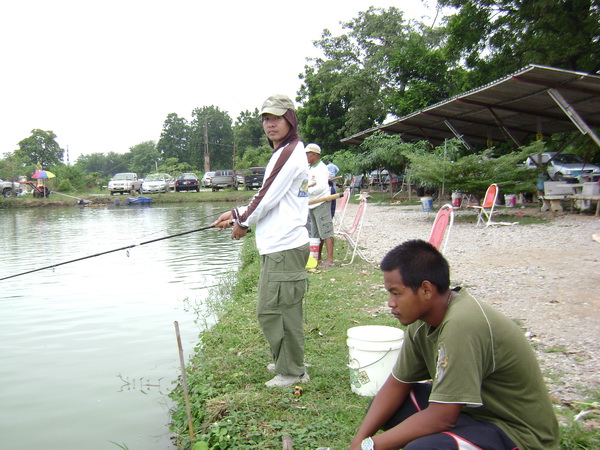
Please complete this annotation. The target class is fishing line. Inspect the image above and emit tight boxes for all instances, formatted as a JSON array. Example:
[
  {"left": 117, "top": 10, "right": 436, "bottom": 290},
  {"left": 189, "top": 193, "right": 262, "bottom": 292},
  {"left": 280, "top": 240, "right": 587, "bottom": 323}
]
[{"left": 0, "top": 209, "right": 233, "bottom": 282}]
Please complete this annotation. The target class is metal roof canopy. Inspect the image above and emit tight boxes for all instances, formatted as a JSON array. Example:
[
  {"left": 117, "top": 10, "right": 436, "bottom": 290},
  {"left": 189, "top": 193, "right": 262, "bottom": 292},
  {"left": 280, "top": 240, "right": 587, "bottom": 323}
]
[{"left": 341, "top": 65, "right": 600, "bottom": 150}]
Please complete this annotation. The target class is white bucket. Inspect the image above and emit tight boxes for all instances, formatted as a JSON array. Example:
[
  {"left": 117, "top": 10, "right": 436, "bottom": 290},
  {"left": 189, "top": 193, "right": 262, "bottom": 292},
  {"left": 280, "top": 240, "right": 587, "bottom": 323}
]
[
  {"left": 504, "top": 194, "right": 517, "bottom": 207},
  {"left": 347, "top": 325, "right": 404, "bottom": 396},
  {"left": 420, "top": 196, "right": 433, "bottom": 211},
  {"left": 309, "top": 238, "right": 320, "bottom": 260}
]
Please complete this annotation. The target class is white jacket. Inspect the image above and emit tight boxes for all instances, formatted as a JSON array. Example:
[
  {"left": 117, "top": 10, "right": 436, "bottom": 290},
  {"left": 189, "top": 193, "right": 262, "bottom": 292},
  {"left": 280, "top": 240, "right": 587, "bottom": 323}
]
[
  {"left": 235, "top": 142, "right": 309, "bottom": 255},
  {"left": 307, "top": 160, "right": 330, "bottom": 209}
]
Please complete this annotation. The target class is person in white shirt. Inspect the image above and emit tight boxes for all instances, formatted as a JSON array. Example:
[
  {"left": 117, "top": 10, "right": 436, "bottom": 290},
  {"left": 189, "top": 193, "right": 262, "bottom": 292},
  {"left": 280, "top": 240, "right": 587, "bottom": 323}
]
[
  {"left": 306, "top": 143, "right": 335, "bottom": 267},
  {"left": 212, "top": 94, "right": 310, "bottom": 388}
]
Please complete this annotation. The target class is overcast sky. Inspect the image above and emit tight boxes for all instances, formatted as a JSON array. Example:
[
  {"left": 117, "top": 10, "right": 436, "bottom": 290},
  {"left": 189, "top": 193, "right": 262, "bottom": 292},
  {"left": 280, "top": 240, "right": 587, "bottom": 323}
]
[{"left": 1, "top": 0, "right": 444, "bottom": 163}]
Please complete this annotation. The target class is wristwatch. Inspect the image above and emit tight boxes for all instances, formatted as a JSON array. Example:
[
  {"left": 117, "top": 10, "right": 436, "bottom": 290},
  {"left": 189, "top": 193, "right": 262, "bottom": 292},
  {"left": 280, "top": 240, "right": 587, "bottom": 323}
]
[{"left": 361, "top": 436, "right": 374, "bottom": 450}]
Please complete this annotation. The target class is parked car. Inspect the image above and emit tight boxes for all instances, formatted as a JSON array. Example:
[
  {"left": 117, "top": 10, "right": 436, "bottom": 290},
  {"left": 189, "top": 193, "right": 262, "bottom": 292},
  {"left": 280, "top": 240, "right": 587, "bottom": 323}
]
[
  {"left": 526, "top": 152, "right": 600, "bottom": 181},
  {"left": 201, "top": 171, "right": 216, "bottom": 188},
  {"left": 244, "top": 167, "right": 265, "bottom": 190},
  {"left": 1, "top": 178, "right": 22, "bottom": 197},
  {"left": 140, "top": 173, "right": 174, "bottom": 194},
  {"left": 175, "top": 173, "right": 200, "bottom": 192},
  {"left": 236, "top": 172, "right": 245, "bottom": 186},
  {"left": 210, "top": 170, "right": 237, "bottom": 191},
  {"left": 108, "top": 172, "right": 142, "bottom": 195}
]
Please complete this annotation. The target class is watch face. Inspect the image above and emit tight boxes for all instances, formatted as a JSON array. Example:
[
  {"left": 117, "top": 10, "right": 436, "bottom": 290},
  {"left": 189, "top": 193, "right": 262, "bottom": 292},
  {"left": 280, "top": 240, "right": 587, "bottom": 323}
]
[{"left": 361, "top": 437, "right": 374, "bottom": 450}]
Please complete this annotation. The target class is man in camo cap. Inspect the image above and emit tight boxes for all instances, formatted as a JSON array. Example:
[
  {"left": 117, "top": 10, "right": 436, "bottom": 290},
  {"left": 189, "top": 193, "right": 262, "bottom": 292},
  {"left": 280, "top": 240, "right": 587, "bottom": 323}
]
[{"left": 213, "top": 94, "right": 310, "bottom": 388}]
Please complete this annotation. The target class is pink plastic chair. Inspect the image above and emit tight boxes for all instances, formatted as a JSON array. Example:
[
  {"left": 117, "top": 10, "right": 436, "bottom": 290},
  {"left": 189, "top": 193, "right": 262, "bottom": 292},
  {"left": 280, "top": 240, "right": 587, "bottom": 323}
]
[
  {"left": 428, "top": 204, "right": 454, "bottom": 254},
  {"left": 336, "top": 198, "right": 371, "bottom": 265},
  {"left": 334, "top": 188, "right": 351, "bottom": 232}
]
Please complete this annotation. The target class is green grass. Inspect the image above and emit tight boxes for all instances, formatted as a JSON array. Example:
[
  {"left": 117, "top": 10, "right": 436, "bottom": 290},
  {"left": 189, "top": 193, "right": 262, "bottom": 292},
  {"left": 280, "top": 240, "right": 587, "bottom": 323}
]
[
  {"left": 169, "top": 235, "right": 599, "bottom": 449},
  {"left": 169, "top": 238, "right": 396, "bottom": 449}
]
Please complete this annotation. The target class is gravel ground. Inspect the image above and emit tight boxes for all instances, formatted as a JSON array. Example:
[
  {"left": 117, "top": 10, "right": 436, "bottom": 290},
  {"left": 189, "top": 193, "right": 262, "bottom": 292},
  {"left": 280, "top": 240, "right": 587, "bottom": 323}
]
[{"left": 339, "top": 201, "right": 600, "bottom": 405}]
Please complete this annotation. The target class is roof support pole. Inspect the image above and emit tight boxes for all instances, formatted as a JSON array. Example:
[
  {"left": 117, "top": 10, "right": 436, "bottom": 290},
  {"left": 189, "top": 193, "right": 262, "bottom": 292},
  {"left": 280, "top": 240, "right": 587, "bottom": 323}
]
[
  {"left": 487, "top": 108, "right": 523, "bottom": 147},
  {"left": 548, "top": 88, "right": 600, "bottom": 149},
  {"left": 443, "top": 120, "right": 472, "bottom": 150}
]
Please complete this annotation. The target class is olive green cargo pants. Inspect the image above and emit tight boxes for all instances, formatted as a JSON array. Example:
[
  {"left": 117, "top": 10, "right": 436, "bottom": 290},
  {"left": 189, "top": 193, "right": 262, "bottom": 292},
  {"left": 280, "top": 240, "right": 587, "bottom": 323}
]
[{"left": 257, "top": 243, "right": 309, "bottom": 376}]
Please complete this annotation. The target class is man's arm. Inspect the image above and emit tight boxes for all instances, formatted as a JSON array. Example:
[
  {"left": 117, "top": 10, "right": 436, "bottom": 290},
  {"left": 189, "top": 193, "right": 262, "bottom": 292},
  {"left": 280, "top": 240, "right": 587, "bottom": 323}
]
[
  {"left": 349, "top": 375, "right": 411, "bottom": 449},
  {"left": 349, "top": 376, "right": 463, "bottom": 450}
]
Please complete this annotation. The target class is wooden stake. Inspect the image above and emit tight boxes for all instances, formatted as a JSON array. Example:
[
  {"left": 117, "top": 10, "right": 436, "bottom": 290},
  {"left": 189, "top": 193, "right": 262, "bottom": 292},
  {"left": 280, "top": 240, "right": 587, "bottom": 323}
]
[
  {"left": 282, "top": 433, "right": 293, "bottom": 449},
  {"left": 174, "top": 321, "right": 195, "bottom": 440}
]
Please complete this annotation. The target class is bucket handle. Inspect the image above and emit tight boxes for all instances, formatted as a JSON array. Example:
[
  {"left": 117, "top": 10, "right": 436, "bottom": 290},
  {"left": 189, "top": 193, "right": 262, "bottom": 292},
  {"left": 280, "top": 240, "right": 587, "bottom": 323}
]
[{"left": 347, "top": 347, "right": 395, "bottom": 371}]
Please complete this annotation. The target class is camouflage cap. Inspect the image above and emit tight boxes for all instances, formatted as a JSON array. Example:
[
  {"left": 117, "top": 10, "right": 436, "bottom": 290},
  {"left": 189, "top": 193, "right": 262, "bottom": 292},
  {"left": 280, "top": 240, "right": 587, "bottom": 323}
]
[{"left": 260, "top": 94, "right": 295, "bottom": 116}]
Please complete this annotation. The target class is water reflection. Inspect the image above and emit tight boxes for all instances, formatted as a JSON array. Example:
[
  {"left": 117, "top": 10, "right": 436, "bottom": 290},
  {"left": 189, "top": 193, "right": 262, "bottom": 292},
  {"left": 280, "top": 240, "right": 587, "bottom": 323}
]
[{"left": 0, "top": 202, "right": 243, "bottom": 450}]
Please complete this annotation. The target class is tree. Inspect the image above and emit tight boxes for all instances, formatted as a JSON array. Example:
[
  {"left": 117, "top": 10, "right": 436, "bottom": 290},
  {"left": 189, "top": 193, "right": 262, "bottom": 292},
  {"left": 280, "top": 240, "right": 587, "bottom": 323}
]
[
  {"left": 189, "top": 106, "right": 234, "bottom": 171},
  {"left": 297, "top": 7, "right": 465, "bottom": 152},
  {"left": 0, "top": 151, "right": 28, "bottom": 181},
  {"left": 359, "top": 131, "right": 419, "bottom": 176},
  {"left": 405, "top": 139, "right": 544, "bottom": 198},
  {"left": 51, "top": 164, "right": 94, "bottom": 192},
  {"left": 236, "top": 145, "right": 272, "bottom": 169},
  {"left": 157, "top": 157, "right": 194, "bottom": 176},
  {"left": 128, "top": 141, "right": 159, "bottom": 176},
  {"left": 440, "top": 0, "right": 600, "bottom": 84},
  {"left": 157, "top": 113, "right": 190, "bottom": 162},
  {"left": 233, "top": 109, "right": 266, "bottom": 162},
  {"left": 16, "top": 129, "right": 64, "bottom": 167},
  {"left": 75, "top": 152, "right": 131, "bottom": 177}
]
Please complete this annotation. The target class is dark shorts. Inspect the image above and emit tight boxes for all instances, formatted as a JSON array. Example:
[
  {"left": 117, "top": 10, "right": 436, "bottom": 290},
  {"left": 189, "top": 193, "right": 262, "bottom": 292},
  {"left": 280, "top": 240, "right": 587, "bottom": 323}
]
[
  {"left": 378, "top": 383, "right": 519, "bottom": 450},
  {"left": 309, "top": 202, "right": 334, "bottom": 239}
]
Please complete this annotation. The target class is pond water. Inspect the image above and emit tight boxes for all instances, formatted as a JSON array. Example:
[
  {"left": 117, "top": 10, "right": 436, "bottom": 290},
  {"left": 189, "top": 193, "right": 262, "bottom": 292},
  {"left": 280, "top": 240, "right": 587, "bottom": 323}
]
[{"left": 0, "top": 202, "right": 243, "bottom": 449}]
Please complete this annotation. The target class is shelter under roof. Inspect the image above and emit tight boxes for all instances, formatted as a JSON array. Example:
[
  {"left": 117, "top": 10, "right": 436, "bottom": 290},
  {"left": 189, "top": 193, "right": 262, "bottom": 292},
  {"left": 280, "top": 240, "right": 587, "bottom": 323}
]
[{"left": 341, "top": 65, "right": 600, "bottom": 150}]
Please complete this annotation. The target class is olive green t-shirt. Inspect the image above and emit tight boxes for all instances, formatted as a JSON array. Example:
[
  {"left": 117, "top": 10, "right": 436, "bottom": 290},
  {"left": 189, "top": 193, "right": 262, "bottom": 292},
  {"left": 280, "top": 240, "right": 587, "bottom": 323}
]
[{"left": 392, "top": 288, "right": 559, "bottom": 450}]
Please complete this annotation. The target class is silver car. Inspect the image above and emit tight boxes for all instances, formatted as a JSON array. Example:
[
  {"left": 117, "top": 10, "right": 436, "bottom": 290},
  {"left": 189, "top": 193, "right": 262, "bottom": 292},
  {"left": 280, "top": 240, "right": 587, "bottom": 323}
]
[
  {"left": 526, "top": 152, "right": 600, "bottom": 181},
  {"left": 201, "top": 171, "right": 215, "bottom": 188},
  {"left": 141, "top": 173, "right": 174, "bottom": 194}
]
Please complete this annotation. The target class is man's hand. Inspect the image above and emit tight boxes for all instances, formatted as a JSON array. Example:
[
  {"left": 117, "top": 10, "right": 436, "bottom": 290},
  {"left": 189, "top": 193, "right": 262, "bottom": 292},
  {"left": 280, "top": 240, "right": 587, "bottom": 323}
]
[
  {"left": 212, "top": 211, "right": 234, "bottom": 229},
  {"left": 230, "top": 222, "right": 249, "bottom": 240}
]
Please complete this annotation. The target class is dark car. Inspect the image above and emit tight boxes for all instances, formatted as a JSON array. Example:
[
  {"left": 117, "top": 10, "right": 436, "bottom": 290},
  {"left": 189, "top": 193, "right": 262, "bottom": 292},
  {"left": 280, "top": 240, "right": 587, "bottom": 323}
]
[
  {"left": 175, "top": 173, "right": 200, "bottom": 192},
  {"left": 245, "top": 167, "right": 265, "bottom": 190}
]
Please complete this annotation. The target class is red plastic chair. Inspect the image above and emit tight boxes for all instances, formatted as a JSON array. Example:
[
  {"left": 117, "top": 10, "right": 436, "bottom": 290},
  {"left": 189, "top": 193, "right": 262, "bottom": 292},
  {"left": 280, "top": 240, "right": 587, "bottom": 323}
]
[
  {"left": 428, "top": 204, "right": 454, "bottom": 254},
  {"left": 468, "top": 184, "right": 499, "bottom": 226}
]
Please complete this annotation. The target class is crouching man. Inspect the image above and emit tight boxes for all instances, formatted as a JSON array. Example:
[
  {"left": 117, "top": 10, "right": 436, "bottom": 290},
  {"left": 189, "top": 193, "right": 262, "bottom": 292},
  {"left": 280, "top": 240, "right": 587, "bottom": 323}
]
[{"left": 350, "top": 240, "right": 558, "bottom": 450}]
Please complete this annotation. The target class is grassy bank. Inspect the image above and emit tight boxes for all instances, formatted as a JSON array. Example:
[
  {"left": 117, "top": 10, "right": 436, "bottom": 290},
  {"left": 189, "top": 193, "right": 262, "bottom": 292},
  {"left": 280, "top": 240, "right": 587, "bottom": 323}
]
[
  {"left": 169, "top": 238, "right": 393, "bottom": 449},
  {"left": 168, "top": 235, "right": 598, "bottom": 449}
]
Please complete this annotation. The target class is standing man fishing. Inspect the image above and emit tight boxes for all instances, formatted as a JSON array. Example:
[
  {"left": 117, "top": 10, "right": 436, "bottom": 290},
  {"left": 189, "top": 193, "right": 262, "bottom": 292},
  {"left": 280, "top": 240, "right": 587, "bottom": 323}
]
[{"left": 212, "top": 94, "right": 310, "bottom": 388}]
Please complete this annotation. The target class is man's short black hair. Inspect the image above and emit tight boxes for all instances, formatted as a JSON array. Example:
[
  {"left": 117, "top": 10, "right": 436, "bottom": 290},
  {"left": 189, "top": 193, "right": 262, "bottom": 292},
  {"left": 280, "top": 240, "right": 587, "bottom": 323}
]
[
  {"left": 327, "top": 158, "right": 333, "bottom": 163},
  {"left": 380, "top": 239, "right": 450, "bottom": 294}
]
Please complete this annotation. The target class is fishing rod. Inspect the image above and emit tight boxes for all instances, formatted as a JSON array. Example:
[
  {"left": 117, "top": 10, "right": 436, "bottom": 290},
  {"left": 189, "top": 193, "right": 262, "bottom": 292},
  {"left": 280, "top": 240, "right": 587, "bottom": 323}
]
[
  {"left": 0, "top": 223, "right": 220, "bottom": 282},
  {"left": 50, "top": 190, "right": 91, "bottom": 205}
]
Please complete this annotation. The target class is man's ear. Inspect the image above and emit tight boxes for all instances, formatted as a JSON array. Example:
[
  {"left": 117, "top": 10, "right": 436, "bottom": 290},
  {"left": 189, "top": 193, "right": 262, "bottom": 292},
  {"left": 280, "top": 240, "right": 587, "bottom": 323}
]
[{"left": 420, "top": 280, "right": 436, "bottom": 299}]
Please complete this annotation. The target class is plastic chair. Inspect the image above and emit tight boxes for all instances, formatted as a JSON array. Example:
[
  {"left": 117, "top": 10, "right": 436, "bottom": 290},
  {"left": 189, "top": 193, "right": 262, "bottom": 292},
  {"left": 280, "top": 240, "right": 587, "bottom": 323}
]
[
  {"left": 428, "top": 204, "right": 454, "bottom": 254},
  {"left": 468, "top": 184, "right": 499, "bottom": 227},
  {"left": 336, "top": 198, "right": 371, "bottom": 265},
  {"left": 334, "top": 188, "right": 351, "bottom": 233}
]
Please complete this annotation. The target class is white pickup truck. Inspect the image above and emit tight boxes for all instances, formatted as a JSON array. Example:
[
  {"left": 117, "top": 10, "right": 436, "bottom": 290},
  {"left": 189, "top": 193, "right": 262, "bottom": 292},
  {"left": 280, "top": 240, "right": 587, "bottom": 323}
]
[
  {"left": 1, "top": 178, "right": 22, "bottom": 197},
  {"left": 108, "top": 173, "right": 142, "bottom": 195}
]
